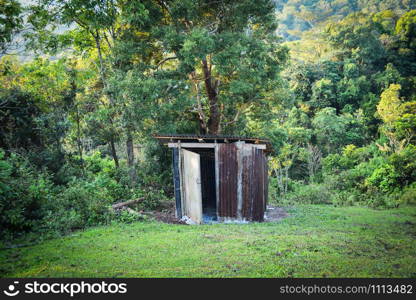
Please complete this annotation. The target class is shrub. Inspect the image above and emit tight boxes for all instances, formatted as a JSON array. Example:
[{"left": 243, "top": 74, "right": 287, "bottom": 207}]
[
  {"left": 132, "top": 187, "right": 171, "bottom": 211},
  {"left": 331, "top": 190, "right": 360, "bottom": 207},
  {"left": 0, "top": 150, "right": 54, "bottom": 239},
  {"left": 113, "top": 209, "right": 148, "bottom": 224},
  {"left": 365, "top": 145, "right": 416, "bottom": 192},
  {"left": 84, "top": 151, "right": 115, "bottom": 175},
  {"left": 389, "top": 145, "right": 416, "bottom": 186},
  {"left": 268, "top": 177, "right": 280, "bottom": 205},
  {"left": 330, "top": 188, "right": 399, "bottom": 208},
  {"left": 398, "top": 183, "right": 416, "bottom": 205},
  {"left": 366, "top": 164, "right": 400, "bottom": 192},
  {"left": 280, "top": 182, "right": 332, "bottom": 205},
  {"left": 323, "top": 144, "right": 377, "bottom": 176},
  {"left": 93, "top": 173, "right": 129, "bottom": 201},
  {"left": 41, "top": 179, "right": 114, "bottom": 234}
]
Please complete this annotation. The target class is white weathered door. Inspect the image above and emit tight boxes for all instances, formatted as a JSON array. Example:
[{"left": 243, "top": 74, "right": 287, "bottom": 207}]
[{"left": 181, "top": 149, "right": 203, "bottom": 224}]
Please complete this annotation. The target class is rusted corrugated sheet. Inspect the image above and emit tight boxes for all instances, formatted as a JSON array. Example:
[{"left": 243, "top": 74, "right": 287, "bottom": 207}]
[
  {"left": 241, "top": 146, "right": 251, "bottom": 219},
  {"left": 263, "top": 152, "right": 268, "bottom": 212},
  {"left": 241, "top": 146, "right": 266, "bottom": 221},
  {"left": 218, "top": 143, "right": 238, "bottom": 218},
  {"left": 253, "top": 148, "right": 265, "bottom": 221}
]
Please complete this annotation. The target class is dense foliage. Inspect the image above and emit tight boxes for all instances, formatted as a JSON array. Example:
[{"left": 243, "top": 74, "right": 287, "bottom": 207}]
[
  {"left": 269, "top": 8, "right": 416, "bottom": 208},
  {"left": 0, "top": 0, "right": 415, "bottom": 241}
]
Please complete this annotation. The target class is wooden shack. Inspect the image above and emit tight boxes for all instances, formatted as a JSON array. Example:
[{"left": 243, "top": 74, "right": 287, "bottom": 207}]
[{"left": 155, "top": 134, "right": 270, "bottom": 224}]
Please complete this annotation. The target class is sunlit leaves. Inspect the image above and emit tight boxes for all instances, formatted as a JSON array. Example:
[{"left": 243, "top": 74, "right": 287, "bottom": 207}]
[{"left": 0, "top": 0, "right": 22, "bottom": 54}]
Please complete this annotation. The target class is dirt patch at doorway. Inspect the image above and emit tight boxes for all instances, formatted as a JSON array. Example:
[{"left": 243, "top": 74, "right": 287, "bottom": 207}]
[
  {"left": 147, "top": 203, "right": 288, "bottom": 224},
  {"left": 144, "top": 202, "right": 187, "bottom": 225}
]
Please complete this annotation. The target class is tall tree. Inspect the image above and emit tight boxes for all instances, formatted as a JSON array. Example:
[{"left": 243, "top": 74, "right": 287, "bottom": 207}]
[
  {"left": 153, "top": 0, "right": 288, "bottom": 134},
  {"left": 28, "top": 0, "right": 161, "bottom": 185},
  {"left": 28, "top": 0, "right": 129, "bottom": 168}
]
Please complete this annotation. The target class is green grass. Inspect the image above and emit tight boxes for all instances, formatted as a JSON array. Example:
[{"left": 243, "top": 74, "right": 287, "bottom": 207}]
[{"left": 1, "top": 205, "right": 415, "bottom": 278}]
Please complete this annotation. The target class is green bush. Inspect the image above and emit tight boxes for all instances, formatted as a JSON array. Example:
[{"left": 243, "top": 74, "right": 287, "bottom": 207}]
[
  {"left": 93, "top": 173, "right": 129, "bottom": 201},
  {"left": 330, "top": 188, "right": 399, "bottom": 208},
  {"left": 331, "top": 190, "right": 360, "bottom": 207},
  {"left": 280, "top": 182, "right": 332, "bottom": 205},
  {"left": 268, "top": 177, "right": 280, "bottom": 205},
  {"left": 365, "top": 145, "right": 416, "bottom": 192},
  {"left": 84, "top": 151, "right": 116, "bottom": 175},
  {"left": 113, "top": 209, "right": 148, "bottom": 224},
  {"left": 305, "top": 142, "right": 416, "bottom": 209},
  {"left": 131, "top": 187, "right": 171, "bottom": 211},
  {"left": 366, "top": 164, "right": 400, "bottom": 192},
  {"left": 0, "top": 149, "right": 163, "bottom": 241},
  {"left": 398, "top": 183, "right": 416, "bottom": 205},
  {"left": 389, "top": 145, "right": 416, "bottom": 186},
  {"left": 323, "top": 144, "right": 379, "bottom": 176},
  {"left": 365, "top": 187, "right": 403, "bottom": 208},
  {"left": 0, "top": 150, "right": 54, "bottom": 239}
]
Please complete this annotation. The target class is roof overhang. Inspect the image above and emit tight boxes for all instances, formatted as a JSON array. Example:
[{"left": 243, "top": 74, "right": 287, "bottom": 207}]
[{"left": 154, "top": 134, "right": 273, "bottom": 152}]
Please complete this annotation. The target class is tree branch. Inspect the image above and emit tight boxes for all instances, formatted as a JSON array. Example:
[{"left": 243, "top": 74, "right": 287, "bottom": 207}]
[{"left": 156, "top": 56, "right": 178, "bottom": 69}]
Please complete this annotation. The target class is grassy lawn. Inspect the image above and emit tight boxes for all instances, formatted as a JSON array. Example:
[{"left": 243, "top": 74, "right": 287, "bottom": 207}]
[{"left": 1, "top": 205, "right": 415, "bottom": 278}]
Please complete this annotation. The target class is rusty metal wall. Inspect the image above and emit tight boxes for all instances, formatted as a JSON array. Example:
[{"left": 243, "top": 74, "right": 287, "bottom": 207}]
[
  {"left": 218, "top": 143, "right": 238, "bottom": 218},
  {"left": 241, "top": 146, "right": 266, "bottom": 221},
  {"left": 241, "top": 147, "right": 252, "bottom": 220},
  {"left": 253, "top": 148, "right": 265, "bottom": 221}
]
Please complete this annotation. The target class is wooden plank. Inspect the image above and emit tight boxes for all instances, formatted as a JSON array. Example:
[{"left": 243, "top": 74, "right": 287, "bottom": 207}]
[
  {"left": 169, "top": 143, "right": 215, "bottom": 148},
  {"left": 168, "top": 143, "right": 266, "bottom": 149},
  {"left": 156, "top": 135, "right": 270, "bottom": 143}
]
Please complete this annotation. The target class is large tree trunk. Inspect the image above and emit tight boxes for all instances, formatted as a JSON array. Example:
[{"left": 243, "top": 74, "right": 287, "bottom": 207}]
[
  {"left": 202, "top": 58, "right": 220, "bottom": 135},
  {"left": 94, "top": 32, "right": 121, "bottom": 169},
  {"left": 126, "top": 129, "right": 137, "bottom": 186}
]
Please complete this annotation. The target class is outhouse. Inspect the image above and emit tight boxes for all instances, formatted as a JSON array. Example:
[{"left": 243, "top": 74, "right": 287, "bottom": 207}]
[{"left": 155, "top": 134, "right": 270, "bottom": 224}]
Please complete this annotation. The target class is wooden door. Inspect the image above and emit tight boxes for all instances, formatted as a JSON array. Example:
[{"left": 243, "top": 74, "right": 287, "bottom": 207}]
[{"left": 181, "top": 149, "right": 203, "bottom": 224}]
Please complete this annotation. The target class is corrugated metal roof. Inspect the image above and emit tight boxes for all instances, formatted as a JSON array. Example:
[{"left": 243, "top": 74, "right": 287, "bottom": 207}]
[{"left": 154, "top": 133, "right": 271, "bottom": 145}]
